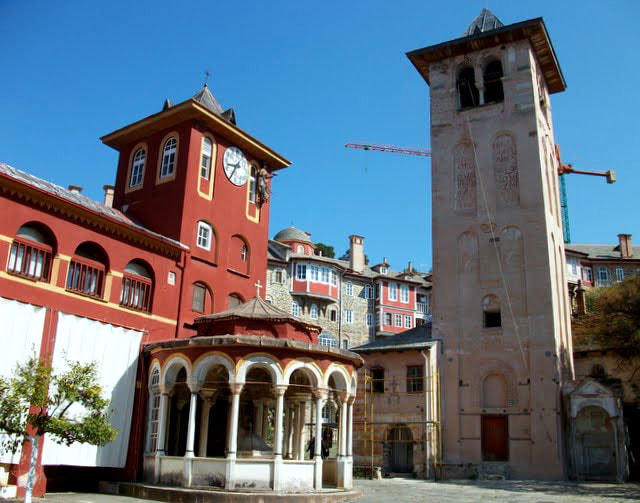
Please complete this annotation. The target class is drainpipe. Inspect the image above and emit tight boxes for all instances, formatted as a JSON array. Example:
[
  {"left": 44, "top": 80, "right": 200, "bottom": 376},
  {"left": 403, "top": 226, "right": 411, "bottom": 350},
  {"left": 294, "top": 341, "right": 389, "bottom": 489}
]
[
  {"left": 421, "top": 349, "right": 431, "bottom": 479},
  {"left": 174, "top": 249, "right": 188, "bottom": 339}
]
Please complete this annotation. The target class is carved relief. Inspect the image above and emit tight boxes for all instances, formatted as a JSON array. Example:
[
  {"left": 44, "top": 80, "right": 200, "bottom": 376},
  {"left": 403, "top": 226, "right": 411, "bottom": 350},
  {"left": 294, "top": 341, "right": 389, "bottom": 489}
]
[
  {"left": 493, "top": 133, "right": 519, "bottom": 208},
  {"left": 453, "top": 142, "right": 476, "bottom": 211},
  {"left": 500, "top": 226, "right": 524, "bottom": 272},
  {"left": 457, "top": 231, "right": 479, "bottom": 276}
]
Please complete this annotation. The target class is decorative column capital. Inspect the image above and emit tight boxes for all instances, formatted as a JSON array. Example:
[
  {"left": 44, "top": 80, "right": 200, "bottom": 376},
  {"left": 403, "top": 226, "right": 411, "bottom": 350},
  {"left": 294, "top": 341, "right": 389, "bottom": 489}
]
[
  {"left": 273, "top": 384, "right": 288, "bottom": 397},
  {"left": 159, "top": 383, "right": 174, "bottom": 395},
  {"left": 187, "top": 380, "right": 202, "bottom": 393},
  {"left": 200, "top": 389, "right": 217, "bottom": 402},
  {"left": 313, "top": 388, "right": 328, "bottom": 401},
  {"left": 230, "top": 383, "right": 244, "bottom": 395},
  {"left": 338, "top": 391, "right": 351, "bottom": 404}
]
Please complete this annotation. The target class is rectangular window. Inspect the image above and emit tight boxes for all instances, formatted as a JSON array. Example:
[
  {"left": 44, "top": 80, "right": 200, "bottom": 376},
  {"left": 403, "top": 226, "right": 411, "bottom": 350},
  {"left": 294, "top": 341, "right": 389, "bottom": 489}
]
[
  {"left": 147, "top": 392, "right": 160, "bottom": 452},
  {"left": 120, "top": 274, "right": 153, "bottom": 313},
  {"left": 375, "top": 283, "right": 380, "bottom": 299},
  {"left": 292, "top": 301, "right": 300, "bottom": 316},
  {"left": 597, "top": 267, "right": 610, "bottom": 286},
  {"left": 384, "top": 312, "right": 392, "bottom": 326},
  {"left": 200, "top": 138, "right": 212, "bottom": 179},
  {"left": 330, "top": 309, "right": 337, "bottom": 322},
  {"left": 310, "top": 265, "right": 319, "bottom": 282},
  {"left": 345, "top": 310, "right": 353, "bottom": 324},
  {"left": 371, "top": 368, "right": 384, "bottom": 393},
  {"left": 395, "top": 314, "right": 402, "bottom": 327},
  {"left": 296, "top": 264, "right": 307, "bottom": 280},
  {"left": 342, "top": 339, "right": 349, "bottom": 349},
  {"left": 616, "top": 267, "right": 624, "bottom": 282},
  {"left": 191, "top": 283, "right": 206, "bottom": 313},
  {"left": 7, "top": 239, "right": 52, "bottom": 282},
  {"left": 346, "top": 282, "right": 353, "bottom": 296},
  {"left": 404, "top": 315, "right": 412, "bottom": 328},
  {"left": 375, "top": 312, "right": 381, "bottom": 326},
  {"left": 407, "top": 365, "right": 424, "bottom": 393},
  {"left": 321, "top": 268, "right": 329, "bottom": 283},
  {"left": 331, "top": 270, "right": 337, "bottom": 286},
  {"left": 366, "top": 313, "right": 373, "bottom": 326},
  {"left": 196, "top": 222, "right": 211, "bottom": 250},
  {"left": 571, "top": 257, "right": 578, "bottom": 275},
  {"left": 400, "top": 284, "right": 409, "bottom": 303},
  {"left": 583, "top": 267, "right": 593, "bottom": 283},
  {"left": 389, "top": 283, "right": 398, "bottom": 301}
]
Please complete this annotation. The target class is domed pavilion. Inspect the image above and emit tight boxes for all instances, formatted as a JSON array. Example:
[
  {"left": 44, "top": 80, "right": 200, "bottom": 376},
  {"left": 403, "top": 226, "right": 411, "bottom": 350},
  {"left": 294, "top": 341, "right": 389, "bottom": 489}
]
[{"left": 142, "top": 295, "right": 362, "bottom": 493}]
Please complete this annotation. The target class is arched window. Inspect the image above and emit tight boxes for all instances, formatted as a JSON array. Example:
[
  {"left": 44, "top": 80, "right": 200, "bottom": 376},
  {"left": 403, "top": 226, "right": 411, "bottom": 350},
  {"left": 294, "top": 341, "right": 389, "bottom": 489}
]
[
  {"left": 483, "top": 60, "right": 504, "bottom": 104},
  {"left": 318, "top": 331, "right": 337, "bottom": 347},
  {"left": 66, "top": 242, "right": 108, "bottom": 298},
  {"left": 482, "top": 373, "right": 507, "bottom": 408},
  {"left": 200, "top": 137, "right": 213, "bottom": 179},
  {"left": 230, "top": 235, "right": 249, "bottom": 274},
  {"left": 120, "top": 259, "right": 153, "bottom": 312},
  {"left": 228, "top": 293, "right": 243, "bottom": 309},
  {"left": 248, "top": 164, "right": 257, "bottom": 203},
  {"left": 196, "top": 221, "right": 213, "bottom": 251},
  {"left": 146, "top": 367, "right": 161, "bottom": 453},
  {"left": 291, "top": 300, "right": 300, "bottom": 317},
  {"left": 482, "top": 294, "right": 501, "bottom": 328},
  {"left": 160, "top": 137, "right": 177, "bottom": 179},
  {"left": 457, "top": 67, "right": 479, "bottom": 108},
  {"left": 130, "top": 148, "right": 146, "bottom": 187},
  {"left": 310, "top": 304, "right": 318, "bottom": 320},
  {"left": 241, "top": 244, "right": 248, "bottom": 262},
  {"left": 272, "top": 268, "right": 286, "bottom": 284},
  {"left": 297, "top": 245, "right": 304, "bottom": 253},
  {"left": 7, "top": 223, "right": 55, "bottom": 282},
  {"left": 192, "top": 282, "right": 212, "bottom": 313}
]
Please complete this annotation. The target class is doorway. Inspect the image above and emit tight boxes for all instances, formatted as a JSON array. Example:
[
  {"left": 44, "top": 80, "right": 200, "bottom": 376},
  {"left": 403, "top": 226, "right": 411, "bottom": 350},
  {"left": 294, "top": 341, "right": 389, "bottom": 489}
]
[
  {"left": 388, "top": 426, "right": 413, "bottom": 473},
  {"left": 481, "top": 415, "right": 508, "bottom": 461}
]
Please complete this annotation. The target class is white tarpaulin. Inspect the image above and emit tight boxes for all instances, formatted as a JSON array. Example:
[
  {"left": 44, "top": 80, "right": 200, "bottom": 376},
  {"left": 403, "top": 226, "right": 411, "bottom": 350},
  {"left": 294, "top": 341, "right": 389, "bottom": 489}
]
[
  {"left": 0, "top": 296, "right": 46, "bottom": 464},
  {"left": 41, "top": 313, "right": 142, "bottom": 468}
]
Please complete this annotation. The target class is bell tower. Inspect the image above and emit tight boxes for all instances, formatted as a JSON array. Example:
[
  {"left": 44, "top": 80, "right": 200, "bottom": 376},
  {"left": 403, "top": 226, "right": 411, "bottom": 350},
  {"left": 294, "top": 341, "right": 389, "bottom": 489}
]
[{"left": 408, "top": 10, "right": 573, "bottom": 479}]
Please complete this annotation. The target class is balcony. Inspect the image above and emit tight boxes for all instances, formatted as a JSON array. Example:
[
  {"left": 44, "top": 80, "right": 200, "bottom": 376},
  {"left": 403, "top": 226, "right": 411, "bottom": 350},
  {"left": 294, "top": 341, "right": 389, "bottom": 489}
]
[{"left": 417, "top": 302, "right": 429, "bottom": 314}]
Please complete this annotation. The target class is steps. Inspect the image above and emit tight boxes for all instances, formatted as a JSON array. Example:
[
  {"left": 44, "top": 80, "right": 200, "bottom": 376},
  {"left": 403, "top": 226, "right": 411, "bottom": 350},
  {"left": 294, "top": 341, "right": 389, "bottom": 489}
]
[{"left": 478, "top": 462, "right": 510, "bottom": 481}]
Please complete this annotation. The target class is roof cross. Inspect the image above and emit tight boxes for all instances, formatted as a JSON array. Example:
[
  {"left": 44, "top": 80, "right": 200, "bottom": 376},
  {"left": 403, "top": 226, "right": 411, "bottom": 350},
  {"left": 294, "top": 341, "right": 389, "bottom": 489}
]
[
  {"left": 204, "top": 69, "right": 211, "bottom": 86},
  {"left": 255, "top": 280, "right": 263, "bottom": 298}
]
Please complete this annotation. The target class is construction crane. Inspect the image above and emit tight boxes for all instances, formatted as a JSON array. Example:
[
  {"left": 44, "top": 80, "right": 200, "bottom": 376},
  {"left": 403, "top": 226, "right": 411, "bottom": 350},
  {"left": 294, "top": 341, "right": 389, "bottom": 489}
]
[
  {"left": 344, "top": 142, "right": 431, "bottom": 158},
  {"left": 345, "top": 142, "right": 617, "bottom": 245},
  {"left": 555, "top": 145, "right": 616, "bottom": 244}
]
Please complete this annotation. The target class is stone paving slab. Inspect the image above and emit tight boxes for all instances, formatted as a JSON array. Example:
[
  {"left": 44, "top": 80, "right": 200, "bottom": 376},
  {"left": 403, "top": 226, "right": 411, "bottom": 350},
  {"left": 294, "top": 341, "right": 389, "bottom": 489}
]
[{"left": 22, "top": 479, "right": 640, "bottom": 503}]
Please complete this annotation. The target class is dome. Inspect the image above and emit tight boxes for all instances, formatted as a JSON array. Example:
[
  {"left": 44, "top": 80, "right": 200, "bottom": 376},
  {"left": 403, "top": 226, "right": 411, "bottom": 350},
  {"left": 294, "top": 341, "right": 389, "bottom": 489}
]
[{"left": 273, "top": 227, "right": 311, "bottom": 243}]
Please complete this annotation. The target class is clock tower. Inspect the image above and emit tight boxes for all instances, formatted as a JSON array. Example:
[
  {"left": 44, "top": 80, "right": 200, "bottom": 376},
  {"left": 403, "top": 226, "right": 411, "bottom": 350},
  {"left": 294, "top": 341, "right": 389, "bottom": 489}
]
[
  {"left": 102, "top": 84, "right": 290, "bottom": 332},
  {"left": 407, "top": 10, "right": 573, "bottom": 479}
]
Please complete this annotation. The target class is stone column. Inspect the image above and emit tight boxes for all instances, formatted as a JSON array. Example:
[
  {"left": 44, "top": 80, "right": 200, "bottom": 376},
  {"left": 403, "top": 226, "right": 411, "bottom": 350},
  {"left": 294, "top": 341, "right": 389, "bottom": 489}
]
[
  {"left": 336, "top": 393, "right": 351, "bottom": 489},
  {"left": 297, "top": 400, "right": 307, "bottom": 460},
  {"left": 313, "top": 389, "right": 327, "bottom": 489},
  {"left": 225, "top": 383, "right": 243, "bottom": 490},
  {"left": 262, "top": 399, "right": 271, "bottom": 441},
  {"left": 254, "top": 400, "right": 264, "bottom": 438},
  {"left": 154, "top": 388, "right": 171, "bottom": 483},
  {"left": 183, "top": 383, "right": 201, "bottom": 487},
  {"left": 198, "top": 392, "right": 216, "bottom": 457},
  {"left": 347, "top": 396, "right": 354, "bottom": 458},
  {"left": 272, "top": 385, "right": 287, "bottom": 491},
  {"left": 338, "top": 394, "right": 348, "bottom": 458}
]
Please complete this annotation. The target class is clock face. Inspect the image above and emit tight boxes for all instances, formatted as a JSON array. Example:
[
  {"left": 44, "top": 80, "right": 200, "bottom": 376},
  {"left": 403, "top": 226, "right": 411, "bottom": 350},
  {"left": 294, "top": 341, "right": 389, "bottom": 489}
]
[{"left": 223, "top": 146, "right": 249, "bottom": 186}]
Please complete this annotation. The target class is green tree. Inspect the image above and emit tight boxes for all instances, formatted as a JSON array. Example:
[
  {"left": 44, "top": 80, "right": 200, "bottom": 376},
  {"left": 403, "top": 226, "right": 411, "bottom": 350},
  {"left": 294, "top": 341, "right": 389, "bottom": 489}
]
[
  {"left": 314, "top": 242, "right": 335, "bottom": 258},
  {"left": 0, "top": 355, "right": 117, "bottom": 503},
  {"left": 579, "top": 277, "right": 640, "bottom": 360}
]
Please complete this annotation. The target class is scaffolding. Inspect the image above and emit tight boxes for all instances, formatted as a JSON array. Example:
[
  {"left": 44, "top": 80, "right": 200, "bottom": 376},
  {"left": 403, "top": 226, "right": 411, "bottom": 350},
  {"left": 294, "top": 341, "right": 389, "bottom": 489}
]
[{"left": 352, "top": 367, "right": 442, "bottom": 479}]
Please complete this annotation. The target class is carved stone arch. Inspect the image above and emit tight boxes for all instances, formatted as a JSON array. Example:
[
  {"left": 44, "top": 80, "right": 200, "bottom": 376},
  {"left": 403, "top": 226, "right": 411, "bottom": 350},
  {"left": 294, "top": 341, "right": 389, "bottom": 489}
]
[
  {"left": 323, "top": 364, "right": 351, "bottom": 391},
  {"left": 453, "top": 141, "right": 477, "bottom": 211},
  {"left": 236, "top": 354, "right": 284, "bottom": 386},
  {"left": 493, "top": 132, "right": 519, "bottom": 208},
  {"left": 283, "top": 360, "right": 322, "bottom": 388},
  {"left": 161, "top": 354, "right": 192, "bottom": 387},
  {"left": 192, "top": 352, "right": 236, "bottom": 385},
  {"left": 473, "top": 359, "right": 518, "bottom": 409}
]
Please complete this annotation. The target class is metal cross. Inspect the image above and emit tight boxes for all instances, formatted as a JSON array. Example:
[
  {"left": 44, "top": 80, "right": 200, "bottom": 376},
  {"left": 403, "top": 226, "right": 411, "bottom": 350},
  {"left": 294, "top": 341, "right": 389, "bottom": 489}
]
[
  {"left": 204, "top": 69, "right": 211, "bottom": 85},
  {"left": 255, "top": 280, "right": 263, "bottom": 298}
]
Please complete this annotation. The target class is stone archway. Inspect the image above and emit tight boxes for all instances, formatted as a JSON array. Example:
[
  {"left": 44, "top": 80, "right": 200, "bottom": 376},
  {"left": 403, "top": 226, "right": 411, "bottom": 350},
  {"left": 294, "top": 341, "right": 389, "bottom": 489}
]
[
  {"left": 387, "top": 426, "right": 413, "bottom": 474},
  {"left": 575, "top": 405, "right": 617, "bottom": 480}
]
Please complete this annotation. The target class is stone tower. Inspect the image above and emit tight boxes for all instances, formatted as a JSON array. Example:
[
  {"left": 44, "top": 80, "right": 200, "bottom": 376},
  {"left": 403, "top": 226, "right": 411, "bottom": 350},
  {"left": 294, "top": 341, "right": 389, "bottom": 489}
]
[{"left": 407, "top": 10, "right": 573, "bottom": 479}]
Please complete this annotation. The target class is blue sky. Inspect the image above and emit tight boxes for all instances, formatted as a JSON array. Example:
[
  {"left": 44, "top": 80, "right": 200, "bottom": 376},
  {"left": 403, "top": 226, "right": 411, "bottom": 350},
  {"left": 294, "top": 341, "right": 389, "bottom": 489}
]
[{"left": 1, "top": 1, "right": 638, "bottom": 272}]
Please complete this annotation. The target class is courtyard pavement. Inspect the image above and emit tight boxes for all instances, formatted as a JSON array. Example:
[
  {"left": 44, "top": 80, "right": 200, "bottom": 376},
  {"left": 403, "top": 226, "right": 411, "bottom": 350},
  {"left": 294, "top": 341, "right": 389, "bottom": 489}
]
[{"left": 34, "top": 478, "right": 640, "bottom": 502}]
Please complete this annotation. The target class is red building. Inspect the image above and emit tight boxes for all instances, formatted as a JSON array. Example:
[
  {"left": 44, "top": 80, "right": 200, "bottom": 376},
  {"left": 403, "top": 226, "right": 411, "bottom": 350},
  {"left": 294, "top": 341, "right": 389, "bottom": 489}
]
[{"left": 0, "top": 84, "right": 299, "bottom": 496}]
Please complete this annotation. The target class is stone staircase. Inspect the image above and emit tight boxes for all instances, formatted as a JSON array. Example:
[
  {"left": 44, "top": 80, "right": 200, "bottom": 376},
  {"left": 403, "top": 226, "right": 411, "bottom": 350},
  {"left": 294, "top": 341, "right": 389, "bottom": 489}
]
[{"left": 478, "top": 462, "right": 510, "bottom": 480}]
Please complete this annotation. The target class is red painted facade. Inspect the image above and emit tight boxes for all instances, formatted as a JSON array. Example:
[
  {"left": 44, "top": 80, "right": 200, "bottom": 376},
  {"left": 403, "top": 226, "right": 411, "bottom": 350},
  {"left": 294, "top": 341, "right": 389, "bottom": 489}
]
[{"left": 0, "top": 87, "right": 291, "bottom": 496}]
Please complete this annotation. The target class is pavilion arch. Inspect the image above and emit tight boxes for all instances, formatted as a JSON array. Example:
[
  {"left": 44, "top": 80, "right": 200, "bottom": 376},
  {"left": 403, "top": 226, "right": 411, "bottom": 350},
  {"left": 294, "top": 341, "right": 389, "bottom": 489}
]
[
  {"left": 283, "top": 359, "right": 323, "bottom": 388},
  {"left": 192, "top": 352, "right": 237, "bottom": 385},
  {"left": 161, "top": 354, "right": 192, "bottom": 386},
  {"left": 323, "top": 363, "right": 351, "bottom": 391},
  {"left": 236, "top": 354, "right": 284, "bottom": 386}
]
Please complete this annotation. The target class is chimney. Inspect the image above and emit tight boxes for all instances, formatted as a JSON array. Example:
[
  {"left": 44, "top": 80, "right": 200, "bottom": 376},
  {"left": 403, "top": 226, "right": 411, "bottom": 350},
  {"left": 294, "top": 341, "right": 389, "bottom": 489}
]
[
  {"left": 349, "top": 235, "right": 365, "bottom": 273},
  {"left": 408, "top": 261, "right": 413, "bottom": 274},
  {"left": 103, "top": 185, "right": 115, "bottom": 208},
  {"left": 618, "top": 234, "right": 633, "bottom": 258},
  {"left": 317, "top": 249, "right": 323, "bottom": 257},
  {"left": 67, "top": 185, "right": 82, "bottom": 193}
]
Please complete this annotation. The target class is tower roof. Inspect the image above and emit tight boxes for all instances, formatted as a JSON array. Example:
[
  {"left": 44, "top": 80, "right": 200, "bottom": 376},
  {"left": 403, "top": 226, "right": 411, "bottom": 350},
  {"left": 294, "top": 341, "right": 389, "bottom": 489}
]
[
  {"left": 463, "top": 8, "right": 503, "bottom": 36},
  {"left": 192, "top": 84, "right": 224, "bottom": 115}
]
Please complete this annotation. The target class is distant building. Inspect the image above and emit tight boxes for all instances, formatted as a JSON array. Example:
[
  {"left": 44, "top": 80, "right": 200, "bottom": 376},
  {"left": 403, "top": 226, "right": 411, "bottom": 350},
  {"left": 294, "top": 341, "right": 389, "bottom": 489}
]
[{"left": 266, "top": 228, "right": 432, "bottom": 349}]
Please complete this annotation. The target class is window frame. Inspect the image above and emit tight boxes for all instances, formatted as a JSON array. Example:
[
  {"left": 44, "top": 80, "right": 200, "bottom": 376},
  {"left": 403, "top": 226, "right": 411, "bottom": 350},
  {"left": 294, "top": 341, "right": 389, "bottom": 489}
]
[
  {"left": 346, "top": 281, "right": 353, "bottom": 296},
  {"left": 196, "top": 221, "right": 213, "bottom": 251},
  {"left": 406, "top": 365, "right": 424, "bottom": 393},
  {"left": 157, "top": 134, "right": 179, "bottom": 182},
  {"left": 191, "top": 282, "right": 208, "bottom": 313},
  {"left": 616, "top": 267, "right": 624, "bottom": 282},
  {"left": 292, "top": 300, "right": 300, "bottom": 317},
  {"left": 366, "top": 312, "right": 373, "bottom": 326},
  {"left": 120, "top": 271, "right": 153, "bottom": 313},
  {"left": 384, "top": 312, "right": 392, "bottom": 326},
  {"left": 200, "top": 136, "right": 213, "bottom": 180},
  {"left": 400, "top": 284, "right": 409, "bottom": 303},
  {"left": 66, "top": 255, "right": 106, "bottom": 299},
  {"left": 129, "top": 147, "right": 146, "bottom": 188},
  {"left": 345, "top": 309, "right": 353, "bottom": 324},
  {"left": 371, "top": 368, "right": 385, "bottom": 393},
  {"left": 310, "top": 303, "right": 319, "bottom": 320},
  {"left": 404, "top": 315, "right": 412, "bottom": 329},
  {"left": 394, "top": 313, "right": 402, "bottom": 327},
  {"left": 296, "top": 263, "right": 307, "bottom": 281},
  {"left": 389, "top": 283, "right": 398, "bottom": 301},
  {"left": 248, "top": 164, "right": 257, "bottom": 203},
  {"left": 7, "top": 237, "right": 52, "bottom": 283}
]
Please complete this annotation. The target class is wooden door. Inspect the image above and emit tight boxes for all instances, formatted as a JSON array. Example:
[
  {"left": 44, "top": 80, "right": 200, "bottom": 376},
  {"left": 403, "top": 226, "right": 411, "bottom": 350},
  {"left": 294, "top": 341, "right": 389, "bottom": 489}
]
[
  {"left": 481, "top": 415, "right": 509, "bottom": 461},
  {"left": 390, "top": 427, "right": 413, "bottom": 473}
]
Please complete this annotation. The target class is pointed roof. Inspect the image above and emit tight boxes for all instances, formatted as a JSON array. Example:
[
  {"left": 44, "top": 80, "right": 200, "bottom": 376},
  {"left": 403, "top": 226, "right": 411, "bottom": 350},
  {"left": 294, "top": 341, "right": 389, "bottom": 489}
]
[
  {"left": 192, "top": 84, "right": 224, "bottom": 115},
  {"left": 194, "top": 296, "right": 322, "bottom": 331},
  {"left": 463, "top": 8, "right": 503, "bottom": 36}
]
